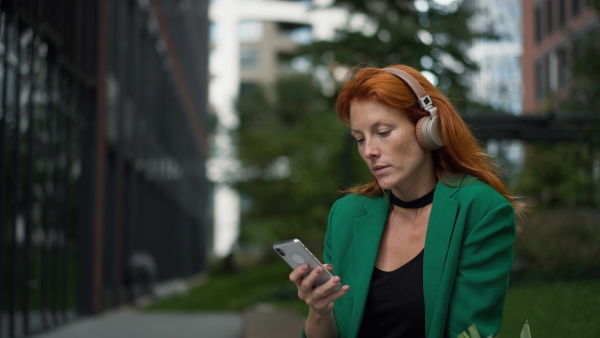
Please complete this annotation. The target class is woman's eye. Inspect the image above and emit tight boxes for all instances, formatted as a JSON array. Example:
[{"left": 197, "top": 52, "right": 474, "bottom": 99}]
[
  {"left": 355, "top": 138, "right": 365, "bottom": 144},
  {"left": 378, "top": 130, "right": 391, "bottom": 137}
]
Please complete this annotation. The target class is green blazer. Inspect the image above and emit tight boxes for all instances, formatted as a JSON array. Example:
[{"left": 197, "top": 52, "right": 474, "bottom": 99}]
[{"left": 321, "top": 175, "right": 515, "bottom": 338}]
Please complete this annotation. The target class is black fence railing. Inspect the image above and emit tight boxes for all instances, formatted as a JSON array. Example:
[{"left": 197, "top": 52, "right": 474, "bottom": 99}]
[
  {"left": 1, "top": 0, "right": 211, "bottom": 337},
  {"left": 464, "top": 113, "right": 600, "bottom": 142},
  {"left": 1, "top": 2, "right": 88, "bottom": 336}
]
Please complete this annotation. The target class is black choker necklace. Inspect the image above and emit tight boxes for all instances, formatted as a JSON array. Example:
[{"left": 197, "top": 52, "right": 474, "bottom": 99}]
[{"left": 390, "top": 187, "right": 435, "bottom": 209}]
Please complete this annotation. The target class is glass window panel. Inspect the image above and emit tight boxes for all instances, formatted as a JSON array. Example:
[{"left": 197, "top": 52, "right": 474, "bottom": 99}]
[
  {"left": 240, "top": 46, "right": 259, "bottom": 69},
  {"left": 239, "top": 21, "right": 263, "bottom": 43}
]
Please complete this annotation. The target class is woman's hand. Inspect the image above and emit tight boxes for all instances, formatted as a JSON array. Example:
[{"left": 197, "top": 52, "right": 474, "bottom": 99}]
[{"left": 289, "top": 264, "right": 350, "bottom": 316}]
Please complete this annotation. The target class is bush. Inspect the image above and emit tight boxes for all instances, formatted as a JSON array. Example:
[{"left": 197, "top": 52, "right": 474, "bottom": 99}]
[{"left": 512, "top": 208, "right": 600, "bottom": 283}]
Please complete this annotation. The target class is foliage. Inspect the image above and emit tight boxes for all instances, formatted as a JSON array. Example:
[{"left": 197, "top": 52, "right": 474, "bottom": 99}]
[
  {"left": 516, "top": 144, "right": 597, "bottom": 207},
  {"left": 233, "top": 74, "right": 369, "bottom": 254},
  {"left": 559, "top": 13, "right": 600, "bottom": 150},
  {"left": 511, "top": 208, "right": 600, "bottom": 282},
  {"left": 458, "top": 322, "right": 530, "bottom": 338},
  {"left": 300, "top": 0, "right": 490, "bottom": 110},
  {"left": 519, "top": 322, "right": 531, "bottom": 338},
  {"left": 231, "top": 1, "right": 499, "bottom": 256}
]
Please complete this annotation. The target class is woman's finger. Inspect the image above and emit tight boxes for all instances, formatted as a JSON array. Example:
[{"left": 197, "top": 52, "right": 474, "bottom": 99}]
[
  {"left": 289, "top": 264, "right": 309, "bottom": 284},
  {"left": 300, "top": 266, "right": 324, "bottom": 291},
  {"left": 310, "top": 283, "right": 350, "bottom": 315},
  {"left": 323, "top": 264, "right": 334, "bottom": 273}
]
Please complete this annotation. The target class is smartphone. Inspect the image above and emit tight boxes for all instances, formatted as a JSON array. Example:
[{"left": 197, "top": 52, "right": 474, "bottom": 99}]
[{"left": 273, "top": 238, "right": 341, "bottom": 292}]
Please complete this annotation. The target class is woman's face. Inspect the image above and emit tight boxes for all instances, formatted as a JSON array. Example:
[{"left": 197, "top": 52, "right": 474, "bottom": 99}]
[{"left": 349, "top": 99, "right": 436, "bottom": 199}]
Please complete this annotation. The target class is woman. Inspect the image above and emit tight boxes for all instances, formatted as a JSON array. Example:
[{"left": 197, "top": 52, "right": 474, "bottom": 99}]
[{"left": 289, "top": 65, "right": 523, "bottom": 337}]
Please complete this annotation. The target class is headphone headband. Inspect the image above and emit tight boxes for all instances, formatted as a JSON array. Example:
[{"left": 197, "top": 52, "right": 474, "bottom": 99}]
[{"left": 380, "top": 68, "right": 438, "bottom": 117}]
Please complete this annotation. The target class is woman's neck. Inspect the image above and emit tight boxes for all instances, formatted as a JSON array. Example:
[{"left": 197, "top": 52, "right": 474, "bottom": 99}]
[{"left": 391, "top": 176, "right": 437, "bottom": 202}]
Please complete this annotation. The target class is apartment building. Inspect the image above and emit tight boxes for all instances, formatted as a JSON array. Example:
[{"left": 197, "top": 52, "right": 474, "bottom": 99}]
[{"left": 522, "top": 0, "right": 598, "bottom": 113}]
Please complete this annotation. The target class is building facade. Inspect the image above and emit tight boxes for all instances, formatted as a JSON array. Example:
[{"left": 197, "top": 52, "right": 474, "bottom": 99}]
[
  {"left": 1, "top": 1, "right": 211, "bottom": 337},
  {"left": 522, "top": 0, "right": 598, "bottom": 113}
]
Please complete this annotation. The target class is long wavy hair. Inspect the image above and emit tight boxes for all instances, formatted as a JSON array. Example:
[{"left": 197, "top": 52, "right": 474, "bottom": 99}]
[{"left": 336, "top": 65, "right": 524, "bottom": 216}]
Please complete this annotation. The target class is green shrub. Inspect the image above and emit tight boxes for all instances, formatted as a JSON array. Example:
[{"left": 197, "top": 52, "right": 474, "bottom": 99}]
[{"left": 513, "top": 208, "right": 600, "bottom": 282}]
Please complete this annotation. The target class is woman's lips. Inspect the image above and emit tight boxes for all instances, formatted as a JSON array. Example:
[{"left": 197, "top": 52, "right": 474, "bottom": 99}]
[{"left": 372, "top": 165, "right": 389, "bottom": 175}]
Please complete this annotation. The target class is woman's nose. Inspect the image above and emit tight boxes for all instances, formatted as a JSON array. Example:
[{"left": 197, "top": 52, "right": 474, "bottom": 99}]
[{"left": 362, "top": 138, "right": 380, "bottom": 158}]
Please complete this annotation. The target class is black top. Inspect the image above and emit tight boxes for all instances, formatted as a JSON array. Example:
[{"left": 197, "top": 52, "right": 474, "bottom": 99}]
[{"left": 357, "top": 249, "right": 425, "bottom": 338}]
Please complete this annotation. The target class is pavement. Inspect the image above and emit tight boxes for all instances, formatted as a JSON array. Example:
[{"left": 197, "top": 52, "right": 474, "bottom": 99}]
[
  {"left": 26, "top": 275, "right": 307, "bottom": 338},
  {"left": 30, "top": 307, "right": 306, "bottom": 338}
]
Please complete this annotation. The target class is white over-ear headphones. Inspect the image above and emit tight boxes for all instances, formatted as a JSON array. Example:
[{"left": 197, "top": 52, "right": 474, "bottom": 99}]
[{"left": 381, "top": 68, "right": 444, "bottom": 150}]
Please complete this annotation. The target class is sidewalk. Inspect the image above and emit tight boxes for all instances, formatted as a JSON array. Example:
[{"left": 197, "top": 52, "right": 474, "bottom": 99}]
[
  {"left": 31, "top": 307, "right": 306, "bottom": 338},
  {"left": 243, "top": 306, "right": 306, "bottom": 338}
]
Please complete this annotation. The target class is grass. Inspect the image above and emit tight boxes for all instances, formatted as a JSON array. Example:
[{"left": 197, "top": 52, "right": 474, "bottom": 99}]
[
  {"left": 148, "top": 261, "right": 600, "bottom": 336},
  {"left": 146, "top": 261, "right": 303, "bottom": 312},
  {"left": 498, "top": 279, "right": 600, "bottom": 337}
]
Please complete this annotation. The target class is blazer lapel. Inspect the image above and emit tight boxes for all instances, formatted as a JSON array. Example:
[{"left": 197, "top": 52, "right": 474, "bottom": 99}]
[
  {"left": 348, "top": 196, "right": 389, "bottom": 338},
  {"left": 423, "top": 179, "right": 460, "bottom": 337}
]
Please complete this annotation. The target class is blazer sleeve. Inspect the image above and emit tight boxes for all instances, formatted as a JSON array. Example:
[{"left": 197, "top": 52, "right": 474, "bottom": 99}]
[
  {"left": 301, "top": 198, "right": 343, "bottom": 338},
  {"left": 445, "top": 202, "right": 516, "bottom": 337},
  {"left": 323, "top": 197, "right": 341, "bottom": 266}
]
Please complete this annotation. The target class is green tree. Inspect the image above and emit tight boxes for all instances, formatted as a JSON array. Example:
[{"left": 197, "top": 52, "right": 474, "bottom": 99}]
[
  {"left": 233, "top": 75, "right": 368, "bottom": 255},
  {"left": 301, "top": 0, "right": 488, "bottom": 108},
  {"left": 517, "top": 144, "right": 596, "bottom": 207},
  {"left": 232, "top": 0, "right": 497, "bottom": 256}
]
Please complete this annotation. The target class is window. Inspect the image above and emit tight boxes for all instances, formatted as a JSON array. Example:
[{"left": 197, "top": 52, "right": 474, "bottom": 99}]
[
  {"left": 573, "top": 0, "right": 580, "bottom": 18},
  {"left": 535, "top": 58, "right": 544, "bottom": 101},
  {"left": 548, "top": 50, "right": 558, "bottom": 92},
  {"left": 583, "top": 22, "right": 598, "bottom": 56},
  {"left": 557, "top": 46, "right": 568, "bottom": 87},
  {"left": 571, "top": 31, "right": 582, "bottom": 61},
  {"left": 559, "top": 0, "right": 566, "bottom": 28},
  {"left": 240, "top": 46, "right": 259, "bottom": 69},
  {"left": 535, "top": 4, "right": 542, "bottom": 43},
  {"left": 239, "top": 20, "right": 263, "bottom": 43},
  {"left": 210, "top": 22, "right": 218, "bottom": 44},
  {"left": 546, "top": 0, "right": 553, "bottom": 35}
]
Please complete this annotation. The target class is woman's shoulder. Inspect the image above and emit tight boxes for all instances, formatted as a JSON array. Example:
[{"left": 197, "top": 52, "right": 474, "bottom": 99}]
[
  {"left": 438, "top": 175, "right": 515, "bottom": 233},
  {"left": 442, "top": 174, "right": 510, "bottom": 207},
  {"left": 332, "top": 192, "right": 378, "bottom": 208},
  {"left": 330, "top": 192, "right": 386, "bottom": 217}
]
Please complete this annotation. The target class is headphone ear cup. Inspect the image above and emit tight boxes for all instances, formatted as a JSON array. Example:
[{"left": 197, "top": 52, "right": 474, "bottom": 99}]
[
  {"left": 416, "top": 115, "right": 444, "bottom": 150},
  {"left": 415, "top": 117, "right": 429, "bottom": 149}
]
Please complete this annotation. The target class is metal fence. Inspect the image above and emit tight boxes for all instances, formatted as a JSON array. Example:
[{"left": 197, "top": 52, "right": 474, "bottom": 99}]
[{"left": 1, "top": 0, "right": 211, "bottom": 337}]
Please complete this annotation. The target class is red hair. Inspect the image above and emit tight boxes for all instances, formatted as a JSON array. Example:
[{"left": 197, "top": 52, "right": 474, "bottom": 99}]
[{"left": 337, "top": 65, "right": 524, "bottom": 215}]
